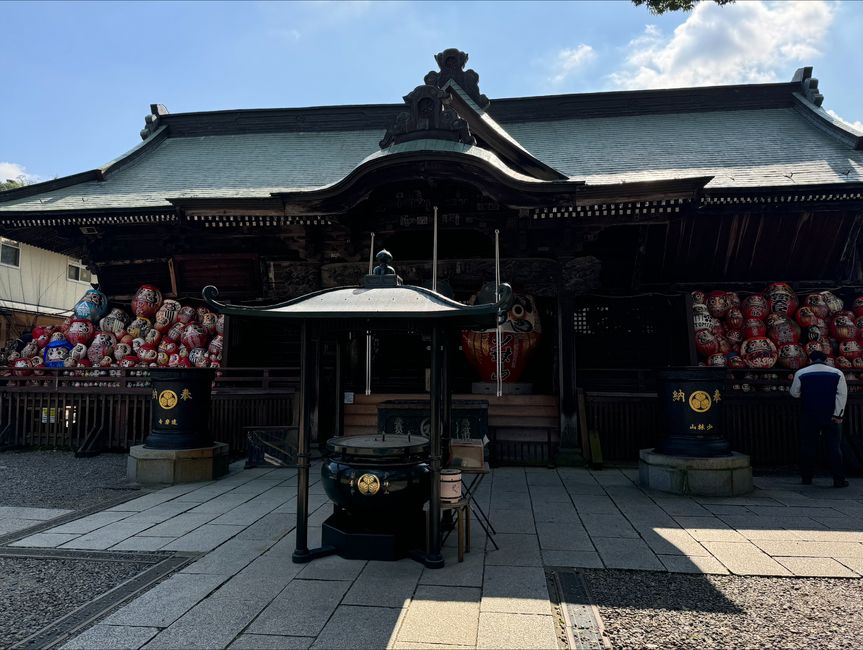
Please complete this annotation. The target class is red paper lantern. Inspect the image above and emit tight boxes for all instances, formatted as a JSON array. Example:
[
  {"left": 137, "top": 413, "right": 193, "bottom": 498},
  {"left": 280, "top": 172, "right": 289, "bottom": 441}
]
[
  {"left": 765, "top": 282, "right": 798, "bottom": 317},
  {"left": 740, "top": 337, "right": 778, "bottom": 368}
]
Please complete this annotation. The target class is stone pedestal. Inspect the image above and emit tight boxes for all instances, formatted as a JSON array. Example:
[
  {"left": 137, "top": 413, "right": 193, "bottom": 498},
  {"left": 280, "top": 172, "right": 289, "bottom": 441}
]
[
  {"left": 639, "top": 448, "right": 753, "bottom": 497},
  {"left": 127, "top": 443, "right": 230, "bottom": 485}
]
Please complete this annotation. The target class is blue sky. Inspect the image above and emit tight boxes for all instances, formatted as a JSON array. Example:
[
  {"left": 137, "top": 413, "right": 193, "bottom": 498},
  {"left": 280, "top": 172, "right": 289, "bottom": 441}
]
[{"left": 1, "top": 0, "right": 861, "bottom": 182}]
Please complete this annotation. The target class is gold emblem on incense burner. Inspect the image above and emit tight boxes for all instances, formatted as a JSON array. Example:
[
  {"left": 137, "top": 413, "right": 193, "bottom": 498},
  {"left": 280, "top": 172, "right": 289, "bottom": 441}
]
[
  {"left": 357, "top": 474, "right": 381, "bottom": 496},
  {"left": 158, "top": 390, "right": 178, "bottom": 410},
  {"left": 688, "top": 391, "right": 712, "bottom": 413}
]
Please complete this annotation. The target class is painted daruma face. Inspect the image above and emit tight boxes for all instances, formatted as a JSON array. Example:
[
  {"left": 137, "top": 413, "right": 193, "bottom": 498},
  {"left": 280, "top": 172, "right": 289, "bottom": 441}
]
[
  {"left": 726, "top": 307, "right": 744, "bottom": 331},
  {"left": 777, "top": 344, "right": 807, "bottom": 370},
  {"left": 73, "top": 288, "right": 109, "bottom": 323},
  {"left": 66, "top": 319, "right": 96, "bottom": 346},
  {"left": 742, "top": 294, "right": 769, "bottom": 320},
  {"left": 740, "top": 337, "right": 778, "bottom": 368},
  {"left": 706, "top": 291, "right": 730, "bottom": 318},
  {"left": 820, "top": 291, "right": 844, "bottom": 315},
  {"left": 839, "top": 340, "right": 863, "bottom": 360},
  {"left": 795, "top": 306, "right": 819, "bottom": 328},
  {"left": 767, "top": 316, "right": 800, "bottom": 345},
  {"left": 765, "top": 282, "right": 798, "bottom": 317},
  {"left": 804, "top": 293, "right": 830, "bottom": 319},
  {"left": 695, "top": 330, "right": 719, "bottom": 357},
  {"left": 131, "top": 285, "right": 163, "bottom": 319},
  {"left": 831, "top": 314, "right": 857, "bottom": 341}
]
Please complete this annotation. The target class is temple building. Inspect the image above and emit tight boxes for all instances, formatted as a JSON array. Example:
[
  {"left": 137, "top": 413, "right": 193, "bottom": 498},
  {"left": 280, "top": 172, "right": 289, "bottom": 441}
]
[{"left": 1, "top": 50, "right": 862, "bottom": 464}]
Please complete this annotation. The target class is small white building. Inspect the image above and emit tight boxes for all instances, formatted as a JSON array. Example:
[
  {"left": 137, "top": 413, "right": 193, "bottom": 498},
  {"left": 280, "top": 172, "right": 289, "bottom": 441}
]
[{"left": 0, "top": 237, "right": 97, "bottom": 342}]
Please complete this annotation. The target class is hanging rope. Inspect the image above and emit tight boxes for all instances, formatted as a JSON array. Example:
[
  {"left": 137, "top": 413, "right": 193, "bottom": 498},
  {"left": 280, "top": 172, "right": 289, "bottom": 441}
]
[
  {"left": 432, "top": 206, "right": 438, "bottom": 293},
  {"left": 366, "top": 233, "right": 374, "bottom": 396}
]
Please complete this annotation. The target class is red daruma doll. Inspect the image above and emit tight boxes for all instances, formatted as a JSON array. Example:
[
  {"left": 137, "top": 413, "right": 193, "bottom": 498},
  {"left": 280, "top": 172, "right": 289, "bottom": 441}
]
[
  {"left": 131, "top": 285, "right": 163, "bottom": 319},
  {"left": 765, "top": 282, "right": 798, "bottom": 317},
  {"left": 740, "top": 337, "right": 778, "bottom": 368}
]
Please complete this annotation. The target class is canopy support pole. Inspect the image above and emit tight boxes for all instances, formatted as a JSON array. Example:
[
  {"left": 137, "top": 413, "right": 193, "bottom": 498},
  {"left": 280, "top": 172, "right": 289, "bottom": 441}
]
[
  {"left": 425, "top": 325, "right": 445, "bottom": 569},
  {"left": 293, "top": 321, "right": 334, "bottom": 563}
]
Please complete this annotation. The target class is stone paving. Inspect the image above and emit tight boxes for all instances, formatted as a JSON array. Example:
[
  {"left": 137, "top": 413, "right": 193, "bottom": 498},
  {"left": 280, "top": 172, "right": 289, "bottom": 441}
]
[
  {"left": 0, "top": 505, "right": 73, "bottom": 536},
  {"left": 8, "top": 463, "right": 863, "bottom": 648}
]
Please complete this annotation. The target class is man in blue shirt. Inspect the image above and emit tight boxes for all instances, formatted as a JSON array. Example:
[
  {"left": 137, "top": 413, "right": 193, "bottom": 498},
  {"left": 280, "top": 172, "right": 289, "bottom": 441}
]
[{"left": 790, "top": 351, "right": 849, "bottom": 487}]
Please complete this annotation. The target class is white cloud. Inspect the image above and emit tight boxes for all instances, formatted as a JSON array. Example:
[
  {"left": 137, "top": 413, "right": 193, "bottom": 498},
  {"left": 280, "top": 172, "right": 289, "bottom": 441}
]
[
  {"left": 827, "top": 109, "right": 863, "bottom": 134},
  {"left": 0, "top": 162, "right": 41, "bottom": 184},
  {"left": 549, "top": 44, "right": 597, "bottom": 85},
  {"left": 608, "top": 1, "right": 835, "bottom": 90}
]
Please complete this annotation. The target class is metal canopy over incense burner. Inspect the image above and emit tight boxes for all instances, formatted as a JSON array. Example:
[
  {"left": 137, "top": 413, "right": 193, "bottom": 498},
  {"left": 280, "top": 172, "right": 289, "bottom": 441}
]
[{"left": 204, "top": 248, "right": 511, "bottom": 568}]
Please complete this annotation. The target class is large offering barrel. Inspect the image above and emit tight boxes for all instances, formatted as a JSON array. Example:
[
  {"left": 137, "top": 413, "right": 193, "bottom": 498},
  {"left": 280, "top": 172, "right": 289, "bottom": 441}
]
[
  {"left": 146, "top": 368, "right": 216, "bottom": 449},
  {"left": 655, "top": 367, "right": 730, "bottom": 457}
]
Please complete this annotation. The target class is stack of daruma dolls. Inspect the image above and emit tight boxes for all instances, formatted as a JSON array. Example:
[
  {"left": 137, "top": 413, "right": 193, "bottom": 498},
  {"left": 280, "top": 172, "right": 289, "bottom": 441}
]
[{"left": 691, "top": 284, "right": 863, "bottom": 371}]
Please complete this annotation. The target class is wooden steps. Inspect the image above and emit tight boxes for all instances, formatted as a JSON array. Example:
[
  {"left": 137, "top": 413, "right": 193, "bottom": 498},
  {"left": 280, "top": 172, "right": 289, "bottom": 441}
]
[{"left": 343, "top": 393, "right": 559, "bottom": 437}]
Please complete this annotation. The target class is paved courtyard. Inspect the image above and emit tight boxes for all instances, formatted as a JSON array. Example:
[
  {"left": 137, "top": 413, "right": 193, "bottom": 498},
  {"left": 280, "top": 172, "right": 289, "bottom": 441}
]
[{"left": 6, "top": 463, "right": 863, "bottom": 648}]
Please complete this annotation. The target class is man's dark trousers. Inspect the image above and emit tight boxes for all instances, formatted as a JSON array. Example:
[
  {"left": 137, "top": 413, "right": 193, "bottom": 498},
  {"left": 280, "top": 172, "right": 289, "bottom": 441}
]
[{"left": 800, "top": 416, "right": 844, "bottom": 483}]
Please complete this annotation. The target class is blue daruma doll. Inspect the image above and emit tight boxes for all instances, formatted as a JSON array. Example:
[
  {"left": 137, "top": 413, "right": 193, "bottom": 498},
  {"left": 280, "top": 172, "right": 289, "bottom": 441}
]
[{"left": 73, "top": 288, "right": 109, "bottom": 323}]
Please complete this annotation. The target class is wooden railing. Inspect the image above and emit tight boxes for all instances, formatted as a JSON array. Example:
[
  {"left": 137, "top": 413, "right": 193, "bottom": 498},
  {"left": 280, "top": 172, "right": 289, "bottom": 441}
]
[
  {"left": 0, "top": 368, "right": 297, "bottom": 455},
  {"left": 582, "top": 368, "right": 863, "bottom": 466}
]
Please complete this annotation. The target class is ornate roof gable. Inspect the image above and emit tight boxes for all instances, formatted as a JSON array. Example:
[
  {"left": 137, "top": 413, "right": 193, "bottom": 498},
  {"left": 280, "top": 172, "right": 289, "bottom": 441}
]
[
  {"left": 379, "top": 84, "right": 475, "bottom": 149},
  {"left": 425, "top": 48, "right": 489, "bottom": 109}
]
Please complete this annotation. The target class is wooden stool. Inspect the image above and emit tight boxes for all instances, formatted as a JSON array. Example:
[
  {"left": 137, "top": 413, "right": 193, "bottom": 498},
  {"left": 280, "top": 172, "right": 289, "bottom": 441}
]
[{"left": 428, "top": 498, "right": 471, "bottom": 562}]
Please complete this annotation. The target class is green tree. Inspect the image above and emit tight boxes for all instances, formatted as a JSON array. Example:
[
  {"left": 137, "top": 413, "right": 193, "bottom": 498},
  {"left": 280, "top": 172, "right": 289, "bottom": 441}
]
[
  {"left": 0, "top": 177, "right": 26, "bottom": 191},
  {"left": 632, "top": 0, "right": 734, "bottom": 14}
]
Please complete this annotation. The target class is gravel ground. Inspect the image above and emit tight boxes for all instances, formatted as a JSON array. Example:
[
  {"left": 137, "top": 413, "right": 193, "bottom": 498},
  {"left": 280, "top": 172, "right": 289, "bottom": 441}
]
[
  {"left": 583, "top": 569, "right": 863, "bottom": 649},
  {"left": 0, "top": 557, "right": 149, "bottom": 648},
  {"left": 0, "top": 450, "right": 133, "bottom": 509}
]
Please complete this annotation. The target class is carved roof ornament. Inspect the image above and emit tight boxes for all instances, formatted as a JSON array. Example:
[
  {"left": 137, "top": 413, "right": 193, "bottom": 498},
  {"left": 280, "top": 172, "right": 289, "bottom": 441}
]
[
  {"left": 792, "top": 66, "right": 824, "bottom": 107},
  {"left": 140, "top": 104, "right": 170, "bottom": 141},
  {"left": 379, "top": 84, "right": 476, "bottom": 149},
  {"left": 425, "top": 49, "right": 489, "bottom": 109}
]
